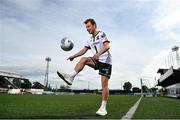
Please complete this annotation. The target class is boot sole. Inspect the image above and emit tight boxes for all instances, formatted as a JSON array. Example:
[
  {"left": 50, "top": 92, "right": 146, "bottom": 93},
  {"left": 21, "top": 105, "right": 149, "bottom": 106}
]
[{"left": 57, "top": 71, "right": 72, "bottom": 85}]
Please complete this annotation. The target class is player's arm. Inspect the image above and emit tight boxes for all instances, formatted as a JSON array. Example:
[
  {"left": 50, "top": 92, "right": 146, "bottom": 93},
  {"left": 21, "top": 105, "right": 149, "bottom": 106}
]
[
  {"left": 67, "top": 47, "right": 89, "bottom": 61},
  {"left": 93, "top": 38, "right": 110, "bottom": 60}
]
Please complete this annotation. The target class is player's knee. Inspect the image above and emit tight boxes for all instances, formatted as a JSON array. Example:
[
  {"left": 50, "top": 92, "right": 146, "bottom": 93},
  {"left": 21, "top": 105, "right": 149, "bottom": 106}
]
[
  {"left": 80, "top": 57, "right": 88, "bottom": 63},
  {"left": 102, "top": 86, "right": 108, "bottom": 91},
  {"left": 103, "top": 84, "right": 108, "bottom": 89},
  {"left": 102, "top": 82, "right": 108, "bottom": 89}
]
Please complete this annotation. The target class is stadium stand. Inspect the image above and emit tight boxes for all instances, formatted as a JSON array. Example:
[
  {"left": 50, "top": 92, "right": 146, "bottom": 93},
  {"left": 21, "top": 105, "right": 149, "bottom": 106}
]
[
  {"left": 156, "top": 67, "right": 180, "bottom": 98},
  {"left": 0, "top": 71, "right": 31, "bottom": 89}
]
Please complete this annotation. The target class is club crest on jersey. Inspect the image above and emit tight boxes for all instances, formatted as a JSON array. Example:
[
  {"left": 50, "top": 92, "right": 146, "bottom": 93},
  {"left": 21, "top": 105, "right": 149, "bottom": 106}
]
[{"left": 101, "top": 33, "right": 106, "bottom": 38}]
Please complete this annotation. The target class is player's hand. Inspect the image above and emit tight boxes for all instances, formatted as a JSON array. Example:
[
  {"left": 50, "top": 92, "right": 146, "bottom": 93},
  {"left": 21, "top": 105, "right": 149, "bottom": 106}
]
[
  {"left": 67, "top": 56, "right": 75, "bottom": 61},
  {"left": 92, "top": 54, "right": 100, "bottom": 60}
]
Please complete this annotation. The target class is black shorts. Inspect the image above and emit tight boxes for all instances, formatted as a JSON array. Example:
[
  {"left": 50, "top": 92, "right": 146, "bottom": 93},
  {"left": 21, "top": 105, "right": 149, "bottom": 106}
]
[{"left": 90, "top": 57, "right": 112, "bottom": 79}]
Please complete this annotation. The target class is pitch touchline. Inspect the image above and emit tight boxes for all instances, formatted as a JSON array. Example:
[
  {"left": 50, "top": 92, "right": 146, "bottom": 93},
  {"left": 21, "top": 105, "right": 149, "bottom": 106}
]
[{"left": 121, "top": 96, "right": 143, "bottom": 120}]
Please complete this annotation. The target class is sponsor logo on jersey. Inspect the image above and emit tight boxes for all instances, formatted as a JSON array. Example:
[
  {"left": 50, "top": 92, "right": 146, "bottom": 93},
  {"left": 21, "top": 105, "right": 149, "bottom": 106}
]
[
  {"left": 102, "top": 68, "right": 109, "bottom": 74},
  {"left": 92, "top": 41, "right": 100, "bottom": 46}
]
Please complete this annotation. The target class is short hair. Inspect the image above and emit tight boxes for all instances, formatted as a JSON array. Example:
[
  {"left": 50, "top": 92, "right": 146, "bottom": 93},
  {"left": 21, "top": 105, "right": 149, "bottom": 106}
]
[{"left": 84, "top": 18, "right": 97, "bottom": 28}]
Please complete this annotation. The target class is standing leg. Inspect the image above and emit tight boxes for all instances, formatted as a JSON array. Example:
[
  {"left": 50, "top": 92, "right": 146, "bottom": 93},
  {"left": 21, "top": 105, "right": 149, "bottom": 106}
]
[
  {"left": 100, "top": 75, "right": 109, "bottom": 110},
  {"left": 96, "top": 75, "right": 109, "bottom": 116}
]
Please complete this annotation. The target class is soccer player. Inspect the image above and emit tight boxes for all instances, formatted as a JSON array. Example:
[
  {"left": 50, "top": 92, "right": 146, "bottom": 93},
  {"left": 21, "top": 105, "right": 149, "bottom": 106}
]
[{"left": 57, "top": 18, "right": 112, "bottom": 116}]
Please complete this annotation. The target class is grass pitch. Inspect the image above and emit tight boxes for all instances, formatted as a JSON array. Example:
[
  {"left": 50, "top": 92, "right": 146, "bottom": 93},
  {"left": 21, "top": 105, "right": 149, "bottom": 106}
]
[
  {"left": 0, "top": 94, "right": 139, "bottom": 119},
  {"left": 134, "top": 96, "right": 180, "bottom": 119},
  {"left": 1, "top": 93, "right": 179, "bottom": 119}
]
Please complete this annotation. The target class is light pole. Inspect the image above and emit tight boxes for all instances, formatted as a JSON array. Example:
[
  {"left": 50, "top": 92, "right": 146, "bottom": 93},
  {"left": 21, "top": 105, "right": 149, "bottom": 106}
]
[
  {"left": 121, "top": 80, "right": 126, "bottom": 90},
  {"left": 140, "top": 78, "right": 143, "bottom": 97},
  {"left": 44, "top": 57, "right": 51, "bottom": 88},
  {"left": 88, "top": 81, "right": 90, "bottom": 90},
  {"left": 172, "top": 46, "right": 180, "bottom": 69}
]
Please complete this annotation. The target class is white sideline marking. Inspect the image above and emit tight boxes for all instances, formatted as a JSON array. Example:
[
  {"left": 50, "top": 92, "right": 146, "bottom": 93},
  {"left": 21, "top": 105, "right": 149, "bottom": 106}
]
[{"left": 121, "top": 96, "right": 142, "bottom": 120}]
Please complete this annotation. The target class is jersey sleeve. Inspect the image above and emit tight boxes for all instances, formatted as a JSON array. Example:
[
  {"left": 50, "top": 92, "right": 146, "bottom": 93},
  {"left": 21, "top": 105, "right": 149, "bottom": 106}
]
[
  {"left": 84, "top": 40, "right": 91, "bottom": 49},
  {"left": 101, "top": 32, "right": 110, "bottom": 44}
]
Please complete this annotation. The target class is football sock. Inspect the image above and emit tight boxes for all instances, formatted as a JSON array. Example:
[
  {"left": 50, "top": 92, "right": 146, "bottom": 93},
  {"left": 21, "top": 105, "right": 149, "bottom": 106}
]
[
  {"left": 70, "top": 70, "right": 78, "bottom": 78},
  {"left": 100, "top": 100, "right": 107, "bottom": 110}
]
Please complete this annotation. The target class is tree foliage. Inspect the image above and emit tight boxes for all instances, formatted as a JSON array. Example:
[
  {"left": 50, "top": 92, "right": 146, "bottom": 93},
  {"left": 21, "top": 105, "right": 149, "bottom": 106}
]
[{"left": 123, "top": 82, "right": 132, "bottom": 92}]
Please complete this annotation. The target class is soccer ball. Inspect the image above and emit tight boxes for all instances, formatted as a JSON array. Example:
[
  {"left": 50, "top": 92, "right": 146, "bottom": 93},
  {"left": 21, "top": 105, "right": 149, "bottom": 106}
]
[{"left": 60, "top": 37, "right": 74, "bottom": 51}]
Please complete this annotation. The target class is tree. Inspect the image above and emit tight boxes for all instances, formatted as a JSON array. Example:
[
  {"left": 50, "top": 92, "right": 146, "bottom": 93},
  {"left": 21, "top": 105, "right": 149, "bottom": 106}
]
[
  {"left": 142, "top": 85, "right": 149, "bottom": 92},
  {"left": 132, "top": 87, "right": 141, "bottom": 93},
  {"left": 123, "top": 82, "right": 132, "bottom": 92},
  {"left": 150, "top": 87, "right": 158, "bottom": 92},
  {"left": 60, "top": 85, "right": 70, "bottom": 89},
  {"left": 60, "top": 85, "right": 66, "bottom": 89},
  {"left": 32, "top": 81, "right": 44, "bottom": 89},
  {"left": 44, "top": 84, "right": 52, "bottom": 91}
]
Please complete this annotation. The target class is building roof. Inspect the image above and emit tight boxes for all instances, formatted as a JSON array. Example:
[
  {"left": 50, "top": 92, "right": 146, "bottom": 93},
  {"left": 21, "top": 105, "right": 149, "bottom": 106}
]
[
  {"left": 0, "top": 71, "right": 28, "bottom": 80},
  {"left": 157, "top": 69, "right": 168, "bottom": 75},
  {"left": 157, "top": 67, "right": 180, "bottom": 87}
]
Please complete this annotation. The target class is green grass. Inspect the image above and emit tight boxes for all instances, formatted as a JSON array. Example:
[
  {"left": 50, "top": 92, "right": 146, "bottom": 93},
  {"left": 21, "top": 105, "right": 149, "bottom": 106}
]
[
  {"left": 1, "top": 94, "right": 179, "bottom": 119},
  {"left": 0, "top": 94, "right": 139, "bottom": 119},
  {"left": 134, "top": 97, "right": 180, "bottom": 119}
]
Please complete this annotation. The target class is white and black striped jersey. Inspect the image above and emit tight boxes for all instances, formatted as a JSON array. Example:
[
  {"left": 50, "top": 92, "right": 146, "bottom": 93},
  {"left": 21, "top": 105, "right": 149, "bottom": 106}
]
[{"left": 85, "top": 31, "right": 112, "bottom": 65}]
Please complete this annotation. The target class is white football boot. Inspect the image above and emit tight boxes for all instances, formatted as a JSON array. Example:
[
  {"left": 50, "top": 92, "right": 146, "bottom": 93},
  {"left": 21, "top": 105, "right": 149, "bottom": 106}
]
[
  {"left": 96, "top": 108, "right": 107, "bottom": 116},
  {"left": 57, "top": 70, "right": 74, "bottom": 85}
]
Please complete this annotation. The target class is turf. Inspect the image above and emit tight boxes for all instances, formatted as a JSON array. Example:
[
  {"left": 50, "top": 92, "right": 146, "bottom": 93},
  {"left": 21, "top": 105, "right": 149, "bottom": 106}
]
[
  {"left": 134, "top": 96, "right": 180, "bottom": 119},
  {"left": 0, "top": 94, "right": 139, "bottom": 119}
]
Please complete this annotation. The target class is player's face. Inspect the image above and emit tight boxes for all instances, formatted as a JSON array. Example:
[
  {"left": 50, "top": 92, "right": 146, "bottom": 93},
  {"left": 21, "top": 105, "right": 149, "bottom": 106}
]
[{"left": 85, "top": 22, "right": 96, "bottom": 34}]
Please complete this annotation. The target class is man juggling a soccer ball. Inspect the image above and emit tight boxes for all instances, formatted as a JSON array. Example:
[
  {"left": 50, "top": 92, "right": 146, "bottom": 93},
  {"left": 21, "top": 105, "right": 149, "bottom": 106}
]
[{"left": 57, "top": 18, "right": 112, "bottom": 116}]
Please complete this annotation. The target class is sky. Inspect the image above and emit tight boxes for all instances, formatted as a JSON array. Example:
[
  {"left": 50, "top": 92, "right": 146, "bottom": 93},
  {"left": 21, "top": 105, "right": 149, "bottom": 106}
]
[{"left": 0, "top": 0, "right": 180, "bottom": 90}]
